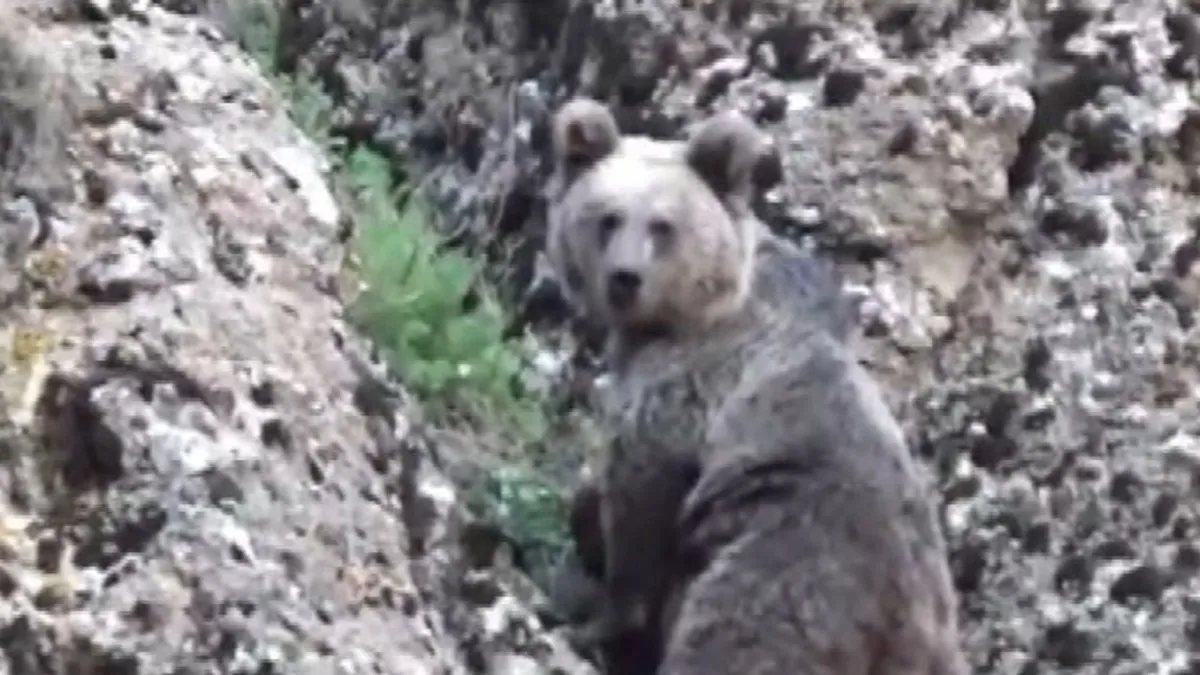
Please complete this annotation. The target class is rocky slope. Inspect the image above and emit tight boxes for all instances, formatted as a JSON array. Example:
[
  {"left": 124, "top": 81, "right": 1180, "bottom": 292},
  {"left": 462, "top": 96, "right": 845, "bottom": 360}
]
[
  {"left": 5, "top": 0, "right": 1200, "bottom": 673},
  {"left": 276, "top": 0, "right": 1200, "bottom": 673},
  {"left": 0, "top": 2, "right": 592, "bottom": 673}
]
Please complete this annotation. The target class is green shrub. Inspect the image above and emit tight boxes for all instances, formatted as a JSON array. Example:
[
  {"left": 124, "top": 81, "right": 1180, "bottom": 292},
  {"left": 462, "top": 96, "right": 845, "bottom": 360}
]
[
  {"left": 225, "top": 0, "right": 279, "bottom": 69},
  {"left": 466, "top": 465, "right": 571, "bottom": 586},
  {"left": 230, "top": 2, "right": 565, "bottom": 563},
  {"left": 345, "top": 148, "right": 547, "bottom": 439},
  {"left": 276, "top": 75, "right": 336, "bottom": 148}
]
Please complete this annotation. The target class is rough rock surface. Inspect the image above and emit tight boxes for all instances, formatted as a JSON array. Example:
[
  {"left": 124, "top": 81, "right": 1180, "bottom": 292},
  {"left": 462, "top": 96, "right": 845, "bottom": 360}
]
[
  {"left": 278, "top": 0, "right": 1200, "bottom": 673},
  {"left": 0, "top": 2, "right": 593, "bottom": 673}
]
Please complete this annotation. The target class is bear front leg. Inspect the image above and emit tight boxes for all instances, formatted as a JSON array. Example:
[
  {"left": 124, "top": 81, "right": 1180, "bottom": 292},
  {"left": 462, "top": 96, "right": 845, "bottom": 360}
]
[{"left": 590, "top": 437, "right": 701, "bottom": 647}]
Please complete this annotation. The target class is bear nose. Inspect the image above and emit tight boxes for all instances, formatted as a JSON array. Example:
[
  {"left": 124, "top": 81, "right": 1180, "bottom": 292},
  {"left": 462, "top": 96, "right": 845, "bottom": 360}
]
[{"left": 606, "top": 269, "right": 642, "bottom": 310}]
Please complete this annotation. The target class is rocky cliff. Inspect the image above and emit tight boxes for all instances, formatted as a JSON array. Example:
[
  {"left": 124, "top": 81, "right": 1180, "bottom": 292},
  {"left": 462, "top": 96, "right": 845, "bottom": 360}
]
[
  {"left": 0, "top": 1, "right": 590, "bottom": 673},
  {"left": 4, "top": 0, "right": 1200, "bottom": 673}
]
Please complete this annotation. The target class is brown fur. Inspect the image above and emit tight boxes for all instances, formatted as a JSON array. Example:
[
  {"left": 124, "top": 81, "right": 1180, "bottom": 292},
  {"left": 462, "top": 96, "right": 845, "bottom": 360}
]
[
  {"left": 545, "top": 98, "right": 966, "bottom": 675},
  {"left": 658, "top": 327, "right": 967, "bottom": 675},
  {"left": 545, "top": 98, "right": 766, "bottom": 339},
  {"left": 546, "top": 99, "right": 776, "bottom": 667},
  {"left": 553, "top": 480, "right": 684, "bottom": 674}
]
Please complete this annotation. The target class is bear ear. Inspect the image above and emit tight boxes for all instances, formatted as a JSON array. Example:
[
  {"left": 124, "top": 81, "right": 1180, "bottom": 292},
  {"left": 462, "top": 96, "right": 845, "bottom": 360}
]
[
  {"left": 684, "top": 111, "right": 768, "bottom": 203},
  {"left": 552, "top": 97, "right": 621, "bottom": 176}
]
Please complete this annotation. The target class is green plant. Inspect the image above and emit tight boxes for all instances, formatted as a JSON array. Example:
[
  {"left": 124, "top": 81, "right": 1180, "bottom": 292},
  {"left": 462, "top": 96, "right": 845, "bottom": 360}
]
[
  {"left": 0, "top": 8, "right": 68, "bottom": 200},
  {"left": 466, "top": 465, "right": 571, "bottom": 585},
  {"left": 228, "top": 0, "right": 336, "bottom": 149},
  {"left": 276, "top": 75, "right": 337, "bottom": 148},
  {"left": 226, "top": 0, "right": 279, "bottom": 69},
  {"left": 232, "top": 5, "right": 565, "bottom": 557},
  {"left": 345, "top": 148, "right": 547, "bottom": 439}
]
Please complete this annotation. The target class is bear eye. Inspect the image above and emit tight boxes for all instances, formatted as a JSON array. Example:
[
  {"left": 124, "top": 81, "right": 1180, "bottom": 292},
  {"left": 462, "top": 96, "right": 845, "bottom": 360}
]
[
  {"left": 649, "top": 218, "right": 673, "bottom": 239},
  {"left": 597, "top": 213, "right": 621, "bottom": 240}
]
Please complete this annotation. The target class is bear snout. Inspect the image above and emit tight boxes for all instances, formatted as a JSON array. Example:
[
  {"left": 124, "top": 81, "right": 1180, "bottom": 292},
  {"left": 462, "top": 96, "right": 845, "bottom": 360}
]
[{"left": 606, "top": 269, "right": 643, "bottom": 311}]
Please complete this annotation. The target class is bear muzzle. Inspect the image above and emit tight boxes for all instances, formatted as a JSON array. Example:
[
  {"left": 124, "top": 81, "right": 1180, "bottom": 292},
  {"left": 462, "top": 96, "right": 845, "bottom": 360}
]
[{"left": 606, "top": 269, "right": 643, "bottom": 312}]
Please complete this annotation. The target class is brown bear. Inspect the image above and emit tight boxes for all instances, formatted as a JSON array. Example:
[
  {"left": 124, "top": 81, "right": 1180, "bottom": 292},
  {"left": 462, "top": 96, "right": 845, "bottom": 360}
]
[
  {"left": 544, "top": 98, "right": 780, "bottom": 670},
  {"left": 546, "top": 248, "right": 860, "bottom": 675},
  {"left": 548, "top": 244, "right": 861, "bottom": 675},
  {"left": 544, "top": 97, "right": 967, "bottom": 675},
  {"left": 544, "top": 99, "right": 763, "bottom": 344}
]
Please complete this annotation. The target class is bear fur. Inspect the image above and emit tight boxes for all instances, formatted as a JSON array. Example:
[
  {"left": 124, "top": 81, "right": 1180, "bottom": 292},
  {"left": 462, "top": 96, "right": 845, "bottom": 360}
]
[
  {"left": 547, "top": 246, "right": 861, "bottom": 675},
  {"left": 544, "top": 98, "right": 778, "bottom": 664},
  {"left": 550, "top": 479, "right": 683, "bottom": 674},
  {"left": 544, "top": 97, "right": 967, "bottom": 675}
]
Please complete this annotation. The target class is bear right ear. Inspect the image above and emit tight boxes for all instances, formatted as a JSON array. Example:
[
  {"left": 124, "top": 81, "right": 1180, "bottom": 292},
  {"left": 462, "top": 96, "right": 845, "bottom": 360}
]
[
  {"left": 684, "top": 111, "right": 768, "bottom": 205},
  {"left": 552, "top": 98, "right": 620, "bottom": 177}
]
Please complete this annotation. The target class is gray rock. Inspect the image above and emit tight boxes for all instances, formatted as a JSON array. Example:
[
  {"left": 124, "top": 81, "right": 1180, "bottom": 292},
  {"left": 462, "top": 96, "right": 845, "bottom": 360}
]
[{"left": 0, "top": 4, "right": 593, "bottom": 674}]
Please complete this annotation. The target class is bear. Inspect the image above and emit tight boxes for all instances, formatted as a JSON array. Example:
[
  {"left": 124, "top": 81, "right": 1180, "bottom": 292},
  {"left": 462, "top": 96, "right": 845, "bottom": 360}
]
[
  {"left": 543, "top": 96, "right": 968, "bottom": 675},
  {"left": 544, "top": 95, "right": 856, "bottom": 635},
  {"left": 546, "top": 242, "right": 859, "bottom": 675},
  {"left": 546, "top": 478, "right": 684, "bottom": 675},
  {"left": 656, "top": 330, "right": 967, "bottom": 675},
  {"left": 543, "top": 97, "right": 780, "bottom": 665}
]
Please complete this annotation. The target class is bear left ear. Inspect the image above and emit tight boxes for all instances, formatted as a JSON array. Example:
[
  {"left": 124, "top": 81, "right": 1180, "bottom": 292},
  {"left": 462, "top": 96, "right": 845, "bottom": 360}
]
[
  {"left": 552, "top": 97, "right": 621, "bottom": 180},
  {"left": 684, "top": 111, "right": 768, "bottom": 205}
]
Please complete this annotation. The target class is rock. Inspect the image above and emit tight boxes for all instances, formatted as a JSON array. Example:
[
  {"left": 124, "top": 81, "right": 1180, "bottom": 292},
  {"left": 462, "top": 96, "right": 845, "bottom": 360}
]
[
  {"left": 78, "top": 0, "right": 113, "bottom": 21},
  {"left": 0, "top": 198, "right": 42, "bottom": 305},
  {"left": 0, "top": 3, "right": 593, "bottom": 674},
  {"left": 267, "top": 144, "right": 340, "bottom": 231}
]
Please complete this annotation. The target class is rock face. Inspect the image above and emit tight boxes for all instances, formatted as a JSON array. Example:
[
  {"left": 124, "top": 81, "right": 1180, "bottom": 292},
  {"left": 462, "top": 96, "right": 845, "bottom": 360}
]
[
  {"left": 0, "top": 2, "right": 592, "bottom": 673},
  {"left": 277, "top": 0, "right": 1200, "bottom": 673},
  {"left": 5, "top": 0, "right": 1200, "bottom": 671}
]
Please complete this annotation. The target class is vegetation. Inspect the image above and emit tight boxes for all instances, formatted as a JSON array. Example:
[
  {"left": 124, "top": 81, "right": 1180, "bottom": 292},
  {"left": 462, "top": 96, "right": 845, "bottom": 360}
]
[
  {"left": 230, "top": 2, "right": 572, "bottom": 570},
  {"left": 344, "top": 149, "right": 549, "bottom": 438},
  {"left": 465, "top": 465, "right": 571, "bottom": 587}
]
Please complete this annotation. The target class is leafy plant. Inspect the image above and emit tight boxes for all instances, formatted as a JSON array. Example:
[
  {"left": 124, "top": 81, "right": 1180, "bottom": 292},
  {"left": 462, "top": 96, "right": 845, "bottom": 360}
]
[
  {"left": 467, "top": 465, "right": 571, "bottom": 585},
  {"left": 230, "top": 3, "right": 567, "bottom": 566},
  {"left": 345, "top": 148, "right": 547, "bottom": 439},
  {"left": 226, "top": 0, "right": 278, "bottom": 68}
]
